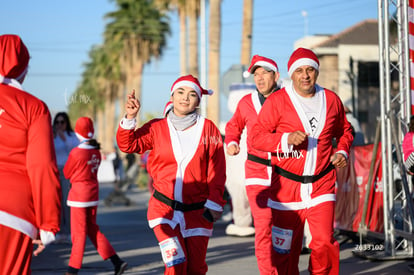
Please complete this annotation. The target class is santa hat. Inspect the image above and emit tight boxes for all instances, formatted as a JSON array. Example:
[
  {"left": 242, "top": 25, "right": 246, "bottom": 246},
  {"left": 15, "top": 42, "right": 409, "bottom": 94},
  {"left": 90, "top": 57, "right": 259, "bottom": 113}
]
[
  {"left": 163, "top": 101, "right": 173, "bottom": 117},
  {"left": 75, "top": 117, "right": 95, "bottom": 141},
  {"left": 171, "top": 74, "right": 213, "bottom": 99},
  {"left": 0, "top": 34, "right": 30, "bottom": 82},
  {"left": 287, "top": 47, "right": 319, "bottom": 77},
  {"left": 243, "top": 55, "right": 278, "bottom": 78}
]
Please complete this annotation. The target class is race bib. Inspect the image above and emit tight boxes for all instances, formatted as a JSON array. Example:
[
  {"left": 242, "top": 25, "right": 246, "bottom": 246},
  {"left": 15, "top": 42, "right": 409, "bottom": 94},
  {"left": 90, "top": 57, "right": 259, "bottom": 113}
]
[
  {"left": 272, "top": 226, "right": 293, "bottom": 254},
  {"left": 159, "top": 236, "right": 186, "bottom": 267}
]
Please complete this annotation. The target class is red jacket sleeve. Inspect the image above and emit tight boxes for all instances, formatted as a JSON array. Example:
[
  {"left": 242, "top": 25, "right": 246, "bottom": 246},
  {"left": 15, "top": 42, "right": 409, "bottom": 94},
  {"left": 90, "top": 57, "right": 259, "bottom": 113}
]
[
  {"left": 224, "top": 102, "right": 246, "bottom": 146},
  {"left": 26, "top": 106, "right": 61, "bottom": 234}
]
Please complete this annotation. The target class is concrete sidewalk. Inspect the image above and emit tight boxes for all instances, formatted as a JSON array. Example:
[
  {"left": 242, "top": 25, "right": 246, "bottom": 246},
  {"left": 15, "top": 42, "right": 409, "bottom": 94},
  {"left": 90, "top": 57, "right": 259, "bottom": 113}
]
[{"left": 31, "top": 182, "right": 414, "bottom": 274}]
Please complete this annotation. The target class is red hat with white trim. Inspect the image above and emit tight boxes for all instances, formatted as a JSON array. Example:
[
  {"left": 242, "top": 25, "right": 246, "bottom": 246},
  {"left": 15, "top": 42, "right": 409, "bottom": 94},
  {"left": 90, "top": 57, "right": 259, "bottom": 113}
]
[
  {"left": 243, "top": 55, "right": 278, "bottom": 78},
  {"left": 171, "top": 74, "right": 213, "bottom": 99},
  {"left": 287, "top": 47, "right": 319, "bottom": 77},
  {"left": 75, "top": 117, "right": 95, "bottom": 141}
]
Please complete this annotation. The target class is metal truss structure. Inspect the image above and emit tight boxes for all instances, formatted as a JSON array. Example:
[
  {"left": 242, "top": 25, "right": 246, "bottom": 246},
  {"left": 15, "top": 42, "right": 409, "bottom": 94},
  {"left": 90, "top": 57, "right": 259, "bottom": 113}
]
[{"left": 356, "top": 0, "right": 414, "bottom": 260}]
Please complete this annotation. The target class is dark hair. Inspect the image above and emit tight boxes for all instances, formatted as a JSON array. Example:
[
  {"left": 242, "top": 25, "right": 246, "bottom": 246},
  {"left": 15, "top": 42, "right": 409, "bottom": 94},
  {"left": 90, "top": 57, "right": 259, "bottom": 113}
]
[
  {"left": 86, "top": 139, "right": 101, "bottom": 150},
  {"left": 53, "top": 112, "right": 74, "bottom": 137},
  {"left": 409, "top": 115, "right": 414, "bottom": 133}
]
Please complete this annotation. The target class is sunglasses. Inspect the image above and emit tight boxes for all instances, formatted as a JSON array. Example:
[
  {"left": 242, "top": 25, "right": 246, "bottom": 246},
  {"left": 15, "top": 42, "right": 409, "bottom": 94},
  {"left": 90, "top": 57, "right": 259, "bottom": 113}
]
[{"left": 56, "top": 120, "right": 66, "bottom": 124}]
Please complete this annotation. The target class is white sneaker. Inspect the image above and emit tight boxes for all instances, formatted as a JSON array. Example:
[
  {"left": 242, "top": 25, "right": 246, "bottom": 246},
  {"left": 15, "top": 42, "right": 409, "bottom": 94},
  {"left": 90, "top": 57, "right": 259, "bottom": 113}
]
[{"left": 225, "top": 224, "right": 255, "bottom": 237}]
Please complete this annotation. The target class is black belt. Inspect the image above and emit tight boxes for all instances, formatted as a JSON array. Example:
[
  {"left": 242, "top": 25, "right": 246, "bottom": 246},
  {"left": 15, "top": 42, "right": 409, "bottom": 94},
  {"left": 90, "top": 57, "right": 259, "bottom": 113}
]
[
  {"left": 247, "top": 153, "right": 271, "bottom": 166},
  {"left": 274, "top": 164, "right": 335, "bottom": 183},
  {"left": 153, "top": 189, "right": 205, "bottom": 212}
]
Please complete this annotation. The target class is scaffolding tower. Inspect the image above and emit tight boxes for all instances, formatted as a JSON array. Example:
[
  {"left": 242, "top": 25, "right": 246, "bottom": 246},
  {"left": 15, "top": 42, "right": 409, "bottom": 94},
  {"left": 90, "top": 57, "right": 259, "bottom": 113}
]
[{"left": 358, "top": 0, "right": 414, "bottom": 260}]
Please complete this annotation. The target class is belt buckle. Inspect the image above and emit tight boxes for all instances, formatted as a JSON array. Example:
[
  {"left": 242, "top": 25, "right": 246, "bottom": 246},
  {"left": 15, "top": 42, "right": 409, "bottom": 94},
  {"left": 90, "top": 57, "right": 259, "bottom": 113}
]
[
  {"left": 302, "top": 176, "right": 313, "bottom": 183},
  {"left": 171, "top": 200, "right": 184, "bottom": 211},
  {"left": 171, "top": 200, "right": 178, "bottom": 210}
]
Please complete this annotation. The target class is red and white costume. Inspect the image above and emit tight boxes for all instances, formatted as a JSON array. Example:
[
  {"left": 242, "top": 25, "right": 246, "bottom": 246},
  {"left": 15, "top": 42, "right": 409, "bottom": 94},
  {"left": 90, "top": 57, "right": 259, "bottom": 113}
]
[
  {"left": 117, "top": 116, "right": 225, "bottom": 230},
  {"left": 225, "top": 90, "right": 277, "bottom": 274},
  {"left": 64, "top": 117, "right": 117, "bottom": 269},
  {"left": 225, "top": 55, "right": 279, "bottom": 275},
  {"left": 117, "top": 108, "right": 225, "bottom": 274},
  {"left": 0, "top": 34, "right": 61, "bottom": 275},
  {"left": 250, "top": 79, "right": 354, "bottom": 275}
]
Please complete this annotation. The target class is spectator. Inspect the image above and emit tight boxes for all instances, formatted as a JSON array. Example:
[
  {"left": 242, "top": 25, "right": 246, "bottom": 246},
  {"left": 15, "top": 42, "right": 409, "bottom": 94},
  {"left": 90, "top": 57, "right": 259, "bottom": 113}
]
[{"left": 53, "top": 111, "right": 79, "bottom": 243}]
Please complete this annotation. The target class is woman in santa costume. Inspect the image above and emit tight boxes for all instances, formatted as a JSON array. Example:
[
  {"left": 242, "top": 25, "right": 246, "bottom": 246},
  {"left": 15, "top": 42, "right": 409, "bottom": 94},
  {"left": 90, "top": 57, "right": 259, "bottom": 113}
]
[
  {"left": 225, "top": 55, "right": 280, "bottom": 274},
  {"left": 0, "top": 34, "right": 62, "bottom": 275},
  {"left": 116, "top": 75, "right": 226, "bottom": 275},
  {"left": 63, "top": 117, "right": 127, "bottom": 275},
  {"left": 250, "top": 48, "right": 354, "bottom": 275}
]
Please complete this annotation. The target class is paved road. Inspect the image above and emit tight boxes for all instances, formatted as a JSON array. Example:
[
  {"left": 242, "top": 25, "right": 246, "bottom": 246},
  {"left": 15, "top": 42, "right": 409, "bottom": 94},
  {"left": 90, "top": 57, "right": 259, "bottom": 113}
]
[{"left": 31, "top": 182, "right": 414, "bottom": 274}]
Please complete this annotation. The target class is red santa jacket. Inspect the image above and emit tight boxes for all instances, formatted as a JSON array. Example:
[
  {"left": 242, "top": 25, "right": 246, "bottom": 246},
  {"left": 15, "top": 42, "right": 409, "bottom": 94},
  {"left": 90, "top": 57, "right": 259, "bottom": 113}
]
[
  {"left": 250, "top": 82, "right": 354, "bottom": 208},
  {"left": 64, "top": 144, "right": 101, "bottom": 207},
  {"left": 117, "top": 115, "right": 226, "bottom": 237},
  {"left": 225, "top": 90, "right": 273, "bottom": 186},
  {"left": 0, "top": 84, "right": 61, "bottom": 239}
]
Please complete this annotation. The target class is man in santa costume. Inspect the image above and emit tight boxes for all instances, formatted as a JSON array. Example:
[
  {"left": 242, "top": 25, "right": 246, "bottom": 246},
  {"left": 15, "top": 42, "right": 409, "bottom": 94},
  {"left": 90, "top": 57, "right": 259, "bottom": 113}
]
[
  {"left": 0, "top": 34, "right": 62, "bottom": 274},
  {"left": 250, "top": 48, "right": 354, "bottom": 275},
  {"left": 225, "top": 55, "right": 280, "bottom": 274},
  {"left": 117, "top": 75, "right": 226, "bottom": 275}
]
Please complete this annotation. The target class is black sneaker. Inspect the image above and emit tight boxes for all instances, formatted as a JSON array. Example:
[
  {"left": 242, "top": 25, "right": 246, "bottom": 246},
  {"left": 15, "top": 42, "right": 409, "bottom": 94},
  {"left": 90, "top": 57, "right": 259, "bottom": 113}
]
[{"left": 115, "top": 261, "right": 128, "bottom": 275}]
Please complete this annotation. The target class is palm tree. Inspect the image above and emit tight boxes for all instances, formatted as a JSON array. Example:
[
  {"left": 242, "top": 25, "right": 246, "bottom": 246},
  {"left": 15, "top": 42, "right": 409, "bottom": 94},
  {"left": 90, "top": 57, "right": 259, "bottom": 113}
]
[
  {"left": 105, "top": 0, "right": 170, "bottom": 126},
  {"left": 154, "top": 0, "right": 188, "bottom": 75},
  {"left": 186, "top": 0, "right": 200, "bottom": 77},
  {"left": 241, "top": 0, "right": 253, "bottom": 66},
  {"left": 207, "top": 0, "right": 221, "bottom": 124},
  {"left": 69, "top": 44, "right": 121, "bottom": 152}
]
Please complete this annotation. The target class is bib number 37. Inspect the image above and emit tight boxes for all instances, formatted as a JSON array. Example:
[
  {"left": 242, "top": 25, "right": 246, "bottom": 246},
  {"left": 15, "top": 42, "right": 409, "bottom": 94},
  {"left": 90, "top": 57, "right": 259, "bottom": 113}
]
[{"left": 272, "top": 226, "right": 293, "bottom": 254}]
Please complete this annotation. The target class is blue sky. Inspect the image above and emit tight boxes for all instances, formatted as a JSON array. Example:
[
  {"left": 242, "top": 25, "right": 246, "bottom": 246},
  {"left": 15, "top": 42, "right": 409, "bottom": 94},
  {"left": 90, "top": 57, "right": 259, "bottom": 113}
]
[{"left": 1, "top": 0, "right": 377, "bottom": 121}]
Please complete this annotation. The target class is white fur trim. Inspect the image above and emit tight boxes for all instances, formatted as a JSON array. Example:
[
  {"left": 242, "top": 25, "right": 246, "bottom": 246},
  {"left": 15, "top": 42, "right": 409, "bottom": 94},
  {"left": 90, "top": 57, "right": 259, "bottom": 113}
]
[
  {"left": 171, "top": 80, "right": 202, "bottom": 98},
  {"left": 75, "top": 132, "right": 90, "bottom": 142},
  {"left": 204, "top": 199, "right": 223, "bottom": 212},
  {"left": 0, "top": 74, "right": 24, "bottom": 90},
  {"left": 267, "top": 193, "right": 335, "bottom": 211},
  {"left": 288, "top": 58, "right": 319, "bottom": 77},
  {"left": 244, "top": 61, "right": 278, "bottom": 77},
  {"left": 40, "top": 230, "right": 55, "bottom": 246},
  {"left": 0, "top": 210, "right": 37, "bottom": 239}
]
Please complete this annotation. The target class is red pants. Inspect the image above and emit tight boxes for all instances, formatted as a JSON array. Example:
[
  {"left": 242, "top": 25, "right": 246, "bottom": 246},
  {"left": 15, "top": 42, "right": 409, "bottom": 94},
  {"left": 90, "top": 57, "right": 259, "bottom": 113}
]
[
  {"left": 272, "top": 201, "right": 339, "bottom": 275},
  {"left": 0, "top": 225, "right": 32, "bottom": 275},
  {"left": 246, "top": 185, "right": 278, "bottom": 275},
  {"left": 69, "top": 206, "right": 116, "bottom": 269},
  {"left": 153, "top": 223, "right": 209, "bottom": 275}
]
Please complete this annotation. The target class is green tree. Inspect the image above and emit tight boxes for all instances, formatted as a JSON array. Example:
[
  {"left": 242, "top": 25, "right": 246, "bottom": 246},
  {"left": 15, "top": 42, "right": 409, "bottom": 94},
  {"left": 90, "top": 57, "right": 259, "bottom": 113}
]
[{"left": 104, "top": 0, "right": 170, "bottom": 127}]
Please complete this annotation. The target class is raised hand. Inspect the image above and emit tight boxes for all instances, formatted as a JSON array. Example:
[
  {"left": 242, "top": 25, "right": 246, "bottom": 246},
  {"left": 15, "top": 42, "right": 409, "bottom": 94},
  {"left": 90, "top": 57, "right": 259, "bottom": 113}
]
[{"left": 126, "top": 89, "right": 140, "bottom": 119}]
